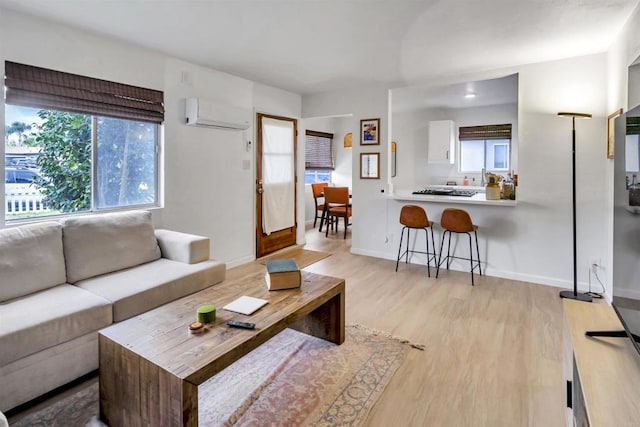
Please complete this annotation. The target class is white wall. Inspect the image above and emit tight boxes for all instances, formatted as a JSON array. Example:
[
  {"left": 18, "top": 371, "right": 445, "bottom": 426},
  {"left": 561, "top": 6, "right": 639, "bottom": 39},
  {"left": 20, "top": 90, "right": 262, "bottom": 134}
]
[
  {"left": 304, "top": 87, "right": 390, "bottom": 252},
  {"left": 629, "top": 63, "right": 640, "bottom": 109},
  {"left": 515, "top": 54, "right": 607, "bottom": 288},
  {"left": 330, "top": 118, "right": 354, "bottom": 189},
  {"left": 0, "top": 8, "right": 302, "bottom": 267},
  {"left": 304, "top": 54, "right": 609, "bottom": 290}
]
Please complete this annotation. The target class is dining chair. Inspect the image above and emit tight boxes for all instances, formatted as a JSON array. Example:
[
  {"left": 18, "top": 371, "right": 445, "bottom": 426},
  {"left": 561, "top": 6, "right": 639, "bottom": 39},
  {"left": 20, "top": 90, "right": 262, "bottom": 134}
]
[{"left": 323, "top": 186, "right": 352, "bottom": 239}]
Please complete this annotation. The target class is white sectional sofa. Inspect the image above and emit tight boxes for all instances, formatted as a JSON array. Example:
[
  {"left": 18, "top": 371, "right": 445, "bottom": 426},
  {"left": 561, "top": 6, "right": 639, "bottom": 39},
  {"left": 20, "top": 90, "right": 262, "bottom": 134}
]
[{"left": 0, "top": 211, "right": 226, "bottom": 411}]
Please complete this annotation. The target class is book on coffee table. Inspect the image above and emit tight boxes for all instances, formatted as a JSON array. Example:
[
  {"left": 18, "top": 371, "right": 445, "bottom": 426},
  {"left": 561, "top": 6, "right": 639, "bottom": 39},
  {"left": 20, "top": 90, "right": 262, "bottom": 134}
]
[{"left": 264, "top": 259, "right": 301, "bottom": 291}]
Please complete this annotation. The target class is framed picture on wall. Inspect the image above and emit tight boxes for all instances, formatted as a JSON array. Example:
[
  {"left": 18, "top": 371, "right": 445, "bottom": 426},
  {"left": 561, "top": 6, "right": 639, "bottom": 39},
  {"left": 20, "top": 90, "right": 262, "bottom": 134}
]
[
  {"left": 608, "top": 108, "right": 623, "bottom": 159},
  {"left": 360, "top": 152, "right": 380, "bottom": 179},
  {"left": 360, "top": 118, "right": 380, "bottom": 145}
]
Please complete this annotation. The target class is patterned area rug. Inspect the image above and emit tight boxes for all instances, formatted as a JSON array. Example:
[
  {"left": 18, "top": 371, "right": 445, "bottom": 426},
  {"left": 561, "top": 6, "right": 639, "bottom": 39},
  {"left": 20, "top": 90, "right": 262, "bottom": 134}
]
[
  {"left": 257, "top": 247, "right": 331, "bottom": 268},
  {"left": 13, "top": 325, "right": 417, "bottom": 427}
]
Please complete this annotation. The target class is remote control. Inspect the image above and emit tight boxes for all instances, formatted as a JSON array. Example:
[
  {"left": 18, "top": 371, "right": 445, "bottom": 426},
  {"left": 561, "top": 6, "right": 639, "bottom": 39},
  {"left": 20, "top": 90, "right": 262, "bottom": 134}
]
[{"left": 227, "top": 320, "right": 255, "bottom": 329}]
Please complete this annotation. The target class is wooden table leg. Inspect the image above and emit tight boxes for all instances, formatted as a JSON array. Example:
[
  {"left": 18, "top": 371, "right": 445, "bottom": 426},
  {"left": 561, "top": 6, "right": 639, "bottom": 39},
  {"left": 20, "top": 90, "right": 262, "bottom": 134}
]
[
  {"left": 100, "top": 334, "right": 199, "bottom": 427},
  {"left": 176, "top": 377, "right": 198, "bottom": 427},
  {"left": 290, "top": 284, "right": 345, "bottom": 344}
]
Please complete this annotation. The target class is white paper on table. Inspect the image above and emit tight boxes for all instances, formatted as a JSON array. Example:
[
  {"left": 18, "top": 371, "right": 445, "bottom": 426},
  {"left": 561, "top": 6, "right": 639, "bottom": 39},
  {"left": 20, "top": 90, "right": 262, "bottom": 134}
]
[{"left": 222, "top": 296, "right": 268, "bottom": 315}]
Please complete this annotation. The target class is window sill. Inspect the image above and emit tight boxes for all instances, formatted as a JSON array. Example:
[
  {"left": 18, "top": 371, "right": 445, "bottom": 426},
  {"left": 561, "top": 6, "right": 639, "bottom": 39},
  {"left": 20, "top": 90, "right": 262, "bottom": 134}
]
[{"left": 3, "top": 205, "right": 163, "bottom": 227}]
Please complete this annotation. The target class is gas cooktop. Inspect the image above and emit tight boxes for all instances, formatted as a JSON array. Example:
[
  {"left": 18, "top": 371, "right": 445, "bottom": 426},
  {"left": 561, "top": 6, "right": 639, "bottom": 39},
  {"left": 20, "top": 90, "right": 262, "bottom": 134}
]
[{"left": 412, "top": 188, "right": 477, "bottom": 197}]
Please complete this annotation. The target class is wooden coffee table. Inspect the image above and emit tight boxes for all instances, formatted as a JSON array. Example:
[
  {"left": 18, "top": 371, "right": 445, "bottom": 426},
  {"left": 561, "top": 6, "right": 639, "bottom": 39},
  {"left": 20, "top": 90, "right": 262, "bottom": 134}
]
[{"left": 99, "top": 268, "right": 345, "bottom": 427}]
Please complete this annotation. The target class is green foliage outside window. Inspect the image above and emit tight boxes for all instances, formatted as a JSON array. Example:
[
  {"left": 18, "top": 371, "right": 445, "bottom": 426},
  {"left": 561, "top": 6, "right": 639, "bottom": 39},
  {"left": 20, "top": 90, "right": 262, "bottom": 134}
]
[
  {"left": 96, "top": 117, "right": 156, "bottom": 208},
  {"left": 33, "top": 110, "right": 92, "bottom": 213}
]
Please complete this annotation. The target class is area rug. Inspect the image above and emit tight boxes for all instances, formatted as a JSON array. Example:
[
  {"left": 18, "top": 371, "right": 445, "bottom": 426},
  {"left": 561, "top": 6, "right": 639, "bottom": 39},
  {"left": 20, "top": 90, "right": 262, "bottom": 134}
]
[
  {"left": 12, "top": 325, "right": 418, "bottom": 427},
  {"left": 258, "top": 247, "right": 331, "bottom": 269}
]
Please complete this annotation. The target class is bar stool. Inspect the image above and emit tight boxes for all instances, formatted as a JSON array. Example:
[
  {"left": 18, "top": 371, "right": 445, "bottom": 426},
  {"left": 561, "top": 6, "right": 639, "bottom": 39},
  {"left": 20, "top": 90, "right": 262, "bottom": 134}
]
[
  {"left": 395, "top": 205, "right": 437, "bottom": 276},
  {"left": 436, "top": 208, "right": 482, "bottom": 285}
]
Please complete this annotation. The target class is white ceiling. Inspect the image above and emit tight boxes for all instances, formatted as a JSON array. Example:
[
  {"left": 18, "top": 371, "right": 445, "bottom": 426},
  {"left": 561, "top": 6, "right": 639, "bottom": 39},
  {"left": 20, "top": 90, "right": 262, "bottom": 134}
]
[{"left": 0, "top": 0, "right": 638, "bottom": 95}]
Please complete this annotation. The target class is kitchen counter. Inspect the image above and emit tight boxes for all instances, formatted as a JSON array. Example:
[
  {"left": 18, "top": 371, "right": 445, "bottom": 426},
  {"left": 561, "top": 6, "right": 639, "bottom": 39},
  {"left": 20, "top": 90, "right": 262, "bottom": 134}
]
[{"left": 388, "top": 190, "right": 517, "bottom": 207}]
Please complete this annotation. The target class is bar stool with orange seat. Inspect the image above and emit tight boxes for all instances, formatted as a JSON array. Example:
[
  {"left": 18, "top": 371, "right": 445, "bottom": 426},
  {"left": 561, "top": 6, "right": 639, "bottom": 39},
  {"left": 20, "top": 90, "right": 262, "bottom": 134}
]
[
  {"left": 436, "top": 208, "right": 482, "bottom": 285},
  {"left": 323, "top": 186, "right": 352, "bottom": 239},
  {"left": 311, "top": 182, "right": 329, "bottom": 229},
  {"left": 395, "top": 205, "right": 437, "bottom": 276}
]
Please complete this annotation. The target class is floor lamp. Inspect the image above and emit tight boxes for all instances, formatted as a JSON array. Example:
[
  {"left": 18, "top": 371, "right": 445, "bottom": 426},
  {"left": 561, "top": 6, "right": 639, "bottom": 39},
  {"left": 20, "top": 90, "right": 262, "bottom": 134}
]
[{"left": 558, "top": 112, "right": 592, "bottom": 302}]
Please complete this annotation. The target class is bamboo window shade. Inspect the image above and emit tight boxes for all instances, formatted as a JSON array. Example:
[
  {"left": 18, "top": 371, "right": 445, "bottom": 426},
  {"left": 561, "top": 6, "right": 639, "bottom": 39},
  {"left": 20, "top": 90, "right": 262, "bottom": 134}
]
[
  {"left": 459, "top": 124, "right": 512, "bottom": 140},
  {"left": 305, "top": 130, "right": 334, "bottom": 170},
  {"left": 627, "top": 117, "right": 640, "bottom": 135},
  {"left": 4, "top": 61, "right": 164, "bottom": 124}
]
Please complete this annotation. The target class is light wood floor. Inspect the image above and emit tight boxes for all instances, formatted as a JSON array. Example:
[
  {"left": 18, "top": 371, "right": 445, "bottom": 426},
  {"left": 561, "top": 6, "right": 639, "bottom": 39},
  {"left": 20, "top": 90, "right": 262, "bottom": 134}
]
[
  {"left": 303, "top": 226, "right": 565, "bottom": 426},
  {"left": 8, "top": 226, "right": 565, "bottom": 426}
]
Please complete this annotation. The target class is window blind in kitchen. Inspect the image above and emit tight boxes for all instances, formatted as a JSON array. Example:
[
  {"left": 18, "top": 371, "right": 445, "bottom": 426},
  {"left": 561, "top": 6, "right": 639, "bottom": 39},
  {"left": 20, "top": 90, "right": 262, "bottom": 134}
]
[
  {"left": 459, "top": 124, "right": 512, "bottom": 140},
  {"left": 305, "top": 130, "right": 334, "bottom": 170},
  {"left": 627, "top": 117, "right": 640, "bottom": 135},
  {"left": 4, "top": 61, "right": 164, "bottom": 124}
]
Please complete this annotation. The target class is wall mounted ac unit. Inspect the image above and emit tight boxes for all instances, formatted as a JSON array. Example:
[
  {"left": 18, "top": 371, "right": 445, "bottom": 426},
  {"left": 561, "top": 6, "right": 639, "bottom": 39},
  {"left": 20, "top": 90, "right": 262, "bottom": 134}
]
[{"left": 185, "top": 97, "right": 252, "bottom": 130}]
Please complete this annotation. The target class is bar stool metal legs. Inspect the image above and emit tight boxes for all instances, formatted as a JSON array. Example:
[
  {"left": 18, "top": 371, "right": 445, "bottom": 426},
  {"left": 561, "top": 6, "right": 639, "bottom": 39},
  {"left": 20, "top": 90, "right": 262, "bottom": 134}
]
[
  {"left": 436, "top": 229, "right": 482, "bottom": 285},
  {"left": 395, "top": 224, "right": 437, "bottom": 276},
  {"left": 395, "top": 205, "right": 437, "bottom": 276},
  {"left": 436, "top": 208, "right": 482, "bottom": 285}
]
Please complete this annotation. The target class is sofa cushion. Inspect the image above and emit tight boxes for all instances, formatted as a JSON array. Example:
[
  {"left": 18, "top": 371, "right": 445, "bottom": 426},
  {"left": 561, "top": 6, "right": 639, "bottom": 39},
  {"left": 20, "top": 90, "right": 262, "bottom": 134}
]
[
  {"left": 154, "top": 229, "right": 210, "bottom": 264},
  {"left": 0, "top": 222, "right": 66, "bottom": 302},
  {"left": 0, "top": 284, "right": 112, "bottom": 366},
  {"left": 75, "top": 258, "right": 226, "bottom": 322},
  {"left": 61, "top": 211, "right": 161, "bottom": 283}
]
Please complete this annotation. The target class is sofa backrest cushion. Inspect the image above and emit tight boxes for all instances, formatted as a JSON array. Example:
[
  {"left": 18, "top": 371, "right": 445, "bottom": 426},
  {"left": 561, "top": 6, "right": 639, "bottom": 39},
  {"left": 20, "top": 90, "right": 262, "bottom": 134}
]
[
  {"left": 61, "top": 211, "right": 161, "bottom": 283},
  {"left": 0, "top": 222, "right": 67, "bottom": 302}
]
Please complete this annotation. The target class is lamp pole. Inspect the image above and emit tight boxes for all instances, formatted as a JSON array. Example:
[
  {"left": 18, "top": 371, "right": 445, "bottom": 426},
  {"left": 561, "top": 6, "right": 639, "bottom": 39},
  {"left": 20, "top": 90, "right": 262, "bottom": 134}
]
[{"left": 558, "top": 112, "right": 592, "bottom": 302}]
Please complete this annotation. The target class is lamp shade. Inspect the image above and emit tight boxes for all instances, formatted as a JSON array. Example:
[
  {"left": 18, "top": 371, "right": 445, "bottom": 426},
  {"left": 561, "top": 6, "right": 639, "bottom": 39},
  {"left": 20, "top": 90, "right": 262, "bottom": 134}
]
[
  {"left": 344, "top": 132, "right": 352, "bottom": 149},
  {"left": 558, "top": 112, "right": 592, "bottom": 119}
]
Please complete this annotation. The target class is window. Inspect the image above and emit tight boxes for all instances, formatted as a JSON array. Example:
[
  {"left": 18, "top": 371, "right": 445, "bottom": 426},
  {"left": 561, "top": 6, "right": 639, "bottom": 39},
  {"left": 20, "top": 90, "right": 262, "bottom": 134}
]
[
  {"left": 459, "top": 124, "right": 512, "bottom": 172},
  {"left": 305, "top": 170, "right": 332, "bottom": 184},
  {"left": 305, "top": 130, "right": 333, "bottom": 184},
  {"left": 4, "top": 61, "right": 163, "bottom": 220}
]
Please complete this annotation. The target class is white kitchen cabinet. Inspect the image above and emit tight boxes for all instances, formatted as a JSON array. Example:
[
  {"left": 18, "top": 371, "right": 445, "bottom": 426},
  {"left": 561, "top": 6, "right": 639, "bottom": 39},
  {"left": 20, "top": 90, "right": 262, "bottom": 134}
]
[{"left": 428, "top": 120, "right": 455, "bottom": 164}]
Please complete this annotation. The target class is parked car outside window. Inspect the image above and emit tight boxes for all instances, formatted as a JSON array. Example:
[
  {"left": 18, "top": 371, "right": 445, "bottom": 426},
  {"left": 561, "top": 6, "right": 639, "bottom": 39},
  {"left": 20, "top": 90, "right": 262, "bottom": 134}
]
[{"left": 5, "top": 167, "right": 42, "bottom": 185}]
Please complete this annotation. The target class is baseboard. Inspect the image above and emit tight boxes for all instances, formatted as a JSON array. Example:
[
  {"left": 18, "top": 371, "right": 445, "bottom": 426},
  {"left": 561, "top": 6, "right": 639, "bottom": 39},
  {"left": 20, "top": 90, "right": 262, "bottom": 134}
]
[
  {"left": 350, "top": 247, "right": 391, "bottom": 259},
  {"left": 225, "top": 254, "right": 256, "bottom": 269},
  {"left": 351, "top": 245, "right": 593, "bottom": 291}
]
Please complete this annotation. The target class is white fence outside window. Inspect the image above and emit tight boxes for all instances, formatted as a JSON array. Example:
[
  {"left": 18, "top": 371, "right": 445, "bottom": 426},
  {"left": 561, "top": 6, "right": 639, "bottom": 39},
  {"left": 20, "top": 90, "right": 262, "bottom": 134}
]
[{"left": 5, "top": 185, "right": 50, "bottom": 215}]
